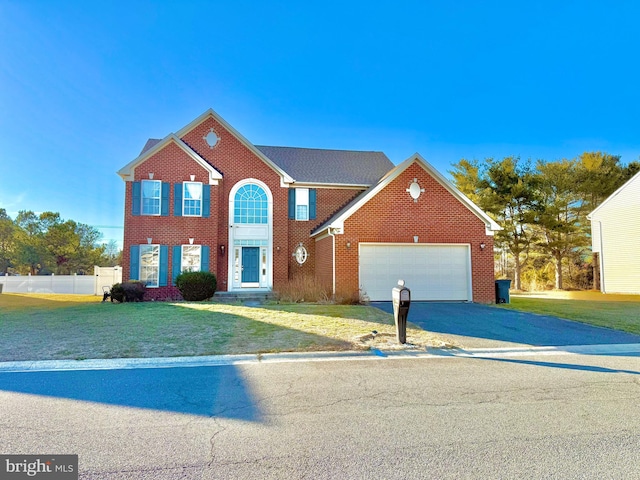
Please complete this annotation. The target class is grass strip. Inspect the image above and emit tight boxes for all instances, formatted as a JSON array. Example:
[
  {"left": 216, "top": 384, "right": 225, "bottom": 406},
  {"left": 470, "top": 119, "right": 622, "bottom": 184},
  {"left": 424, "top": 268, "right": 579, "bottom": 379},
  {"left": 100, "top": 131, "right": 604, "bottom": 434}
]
[{"left": 500, "top": 297, "right": 640, "bottom": 335}]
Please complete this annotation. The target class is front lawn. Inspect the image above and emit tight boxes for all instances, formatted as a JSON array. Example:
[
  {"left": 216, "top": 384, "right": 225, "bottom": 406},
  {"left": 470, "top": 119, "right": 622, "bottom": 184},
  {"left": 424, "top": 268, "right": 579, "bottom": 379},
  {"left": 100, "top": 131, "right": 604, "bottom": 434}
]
[
  {"left": 501, "top": 294, "right": 640, "bottom": 335},
  {"left": 0, "top": 294, "right": 444, "bottom": 361}
]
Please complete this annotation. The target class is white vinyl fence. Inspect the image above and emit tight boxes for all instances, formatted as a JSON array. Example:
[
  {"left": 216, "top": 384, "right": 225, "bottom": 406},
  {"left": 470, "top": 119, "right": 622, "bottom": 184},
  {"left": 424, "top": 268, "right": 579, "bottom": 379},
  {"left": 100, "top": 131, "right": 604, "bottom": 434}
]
[
  {"left": 93, "top": 266, "right": 123, "bottom": 295},
  {"left": 0, "top": 266, "right": 122, "bottom": 295}
]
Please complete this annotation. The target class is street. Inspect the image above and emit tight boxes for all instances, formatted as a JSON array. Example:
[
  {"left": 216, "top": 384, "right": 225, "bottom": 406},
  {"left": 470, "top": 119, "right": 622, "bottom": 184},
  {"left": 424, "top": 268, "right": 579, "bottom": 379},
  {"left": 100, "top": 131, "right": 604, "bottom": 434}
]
[{"left": 1, "top": 350, "right": 639, "bottom": 479}]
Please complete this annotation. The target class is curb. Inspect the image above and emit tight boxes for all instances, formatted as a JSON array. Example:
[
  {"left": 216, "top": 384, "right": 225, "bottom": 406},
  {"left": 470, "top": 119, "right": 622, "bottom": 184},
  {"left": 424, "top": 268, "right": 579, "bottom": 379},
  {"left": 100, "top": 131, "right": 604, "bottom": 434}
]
[{"left": 0, "top": 343, "right": 639, "bottom": 373}]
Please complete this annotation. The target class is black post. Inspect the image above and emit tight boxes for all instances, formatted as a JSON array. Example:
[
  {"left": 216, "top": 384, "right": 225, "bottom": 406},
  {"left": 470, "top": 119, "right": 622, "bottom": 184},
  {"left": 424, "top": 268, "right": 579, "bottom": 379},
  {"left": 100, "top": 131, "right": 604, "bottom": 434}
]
[{"left": 392, "top": 280, "right": 411, "bottom": 344}]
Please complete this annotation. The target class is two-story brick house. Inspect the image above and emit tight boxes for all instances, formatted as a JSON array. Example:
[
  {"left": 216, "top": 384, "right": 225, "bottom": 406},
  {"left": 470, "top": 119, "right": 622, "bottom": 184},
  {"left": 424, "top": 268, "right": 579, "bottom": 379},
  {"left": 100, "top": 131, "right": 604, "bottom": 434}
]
[{"left": 118, "top": 108, "right": 500, "bottom": 302}]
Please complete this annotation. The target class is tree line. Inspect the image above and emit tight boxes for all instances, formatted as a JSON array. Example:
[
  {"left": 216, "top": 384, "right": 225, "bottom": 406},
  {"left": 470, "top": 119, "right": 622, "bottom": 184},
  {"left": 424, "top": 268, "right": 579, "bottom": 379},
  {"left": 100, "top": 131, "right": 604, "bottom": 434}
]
[
  {"left": 0, "top": 209, "right": 121, "bottom": 275},
  {"left": 450, "top": 151, "right": 640, "bottom": 291}
]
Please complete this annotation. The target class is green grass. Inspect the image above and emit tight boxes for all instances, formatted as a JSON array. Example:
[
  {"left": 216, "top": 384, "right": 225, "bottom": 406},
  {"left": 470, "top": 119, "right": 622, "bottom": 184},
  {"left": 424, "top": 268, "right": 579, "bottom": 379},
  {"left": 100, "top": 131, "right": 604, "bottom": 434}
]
[
  {"left": 500, "top": 297, "right": 640, "bottom": 335},
  {"left": 0, "top": 294, "right": 444, "bottom": 361}
]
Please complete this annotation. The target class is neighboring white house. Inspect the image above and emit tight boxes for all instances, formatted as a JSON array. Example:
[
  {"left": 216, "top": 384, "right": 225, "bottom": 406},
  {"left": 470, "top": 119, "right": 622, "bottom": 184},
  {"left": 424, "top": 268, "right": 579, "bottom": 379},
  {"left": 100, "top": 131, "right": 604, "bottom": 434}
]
[{"left": 588, "top": 171, "right": 640, "bottom": 295}]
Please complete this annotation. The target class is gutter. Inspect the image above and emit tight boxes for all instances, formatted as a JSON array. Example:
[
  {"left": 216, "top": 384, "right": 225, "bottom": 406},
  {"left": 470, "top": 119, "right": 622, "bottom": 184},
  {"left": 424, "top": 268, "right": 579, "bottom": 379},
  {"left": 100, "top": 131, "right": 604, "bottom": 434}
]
[
  {"left": 328, "top": 228, "right": 337, "bottom": 297},
  {"left": 599, "top": 221, "right": 606, "bottom": 293}
]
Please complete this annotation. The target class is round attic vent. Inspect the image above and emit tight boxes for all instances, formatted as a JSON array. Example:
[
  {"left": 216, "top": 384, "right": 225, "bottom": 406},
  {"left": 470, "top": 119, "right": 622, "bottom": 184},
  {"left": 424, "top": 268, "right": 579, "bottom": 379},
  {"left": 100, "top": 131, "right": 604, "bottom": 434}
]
[
  {"left": 204, "top": 129, "right": 219, "bottom": 148},
  {"left": 407, "top": 179, "right": 425, "bottom": 202}
]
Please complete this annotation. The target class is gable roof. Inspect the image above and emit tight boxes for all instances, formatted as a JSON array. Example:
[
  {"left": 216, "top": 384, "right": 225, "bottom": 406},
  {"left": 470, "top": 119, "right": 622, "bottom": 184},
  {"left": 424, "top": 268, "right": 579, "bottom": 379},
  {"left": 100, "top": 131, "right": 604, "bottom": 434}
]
[
  {"left": 311, "top": 153, "right": 502, "bottom": 236},
  {"left": 118, "top": 108, "right": 294, "bottom": 185},
  {"left": 140, "top": 138, "right": 162, "bottom": 155},
  {"left": 130, "top": 136, "right": 393, "bottom": 188},
  {"left": 255, "top": 145, "right": 393, "bottom": 187},
  {"left": 117, "top": 134, "right": 223, "bottom": 185},
  {"left": 588, "top": 170, "right": 640, "bottom": 220},
  {"left": 176, "top": 109, "right": 294, "bottom": 185}
]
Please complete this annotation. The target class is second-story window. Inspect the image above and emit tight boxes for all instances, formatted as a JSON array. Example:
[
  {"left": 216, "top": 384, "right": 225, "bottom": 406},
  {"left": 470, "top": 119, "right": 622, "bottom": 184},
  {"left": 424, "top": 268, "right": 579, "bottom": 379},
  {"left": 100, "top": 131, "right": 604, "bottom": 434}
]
[
  {"left": 295, "top": 188, "right": 309, "bottom": 221},
  {"left": 141, "top": 180, "right": 161, "bottom": 215},
  {"left": 183, "top": 182, "right": 202, "bottom": 216},
  {"left": 288, "top": 188, "right": 316, "bottom": 221}
]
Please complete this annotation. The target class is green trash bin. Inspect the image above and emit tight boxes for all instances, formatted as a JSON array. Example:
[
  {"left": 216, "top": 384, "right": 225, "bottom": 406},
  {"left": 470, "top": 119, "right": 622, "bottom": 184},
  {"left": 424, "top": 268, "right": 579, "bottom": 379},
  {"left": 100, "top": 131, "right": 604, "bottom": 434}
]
[{"left": 495, "top": 279, "right": 511, "bottom": 304}]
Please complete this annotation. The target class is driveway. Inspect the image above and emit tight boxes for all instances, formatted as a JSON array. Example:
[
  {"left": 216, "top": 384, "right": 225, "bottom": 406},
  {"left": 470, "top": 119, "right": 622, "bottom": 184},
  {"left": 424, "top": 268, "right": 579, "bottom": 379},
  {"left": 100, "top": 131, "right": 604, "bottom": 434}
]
[{"left": 372, "top": 302, "right": 640, "bottom": 348}]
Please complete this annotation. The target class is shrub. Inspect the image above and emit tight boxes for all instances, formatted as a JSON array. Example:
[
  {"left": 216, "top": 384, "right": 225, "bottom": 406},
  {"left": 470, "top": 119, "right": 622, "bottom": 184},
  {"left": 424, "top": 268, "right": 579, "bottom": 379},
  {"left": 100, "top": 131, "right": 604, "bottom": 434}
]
[
  {"left": 274, "top": 275, "right": 371, "bottom": 304},
  {"left": 175, "top": 271, "right": 217, "bottom": 301},
  {"left": 334, "top": 288, "right": 368, "bottom": 305},
  {"left": 274, "top": 274, "right": 330, "bottom": 303},
  {"left": 111, "top": 280, "right": 146, "bottom": 303}
]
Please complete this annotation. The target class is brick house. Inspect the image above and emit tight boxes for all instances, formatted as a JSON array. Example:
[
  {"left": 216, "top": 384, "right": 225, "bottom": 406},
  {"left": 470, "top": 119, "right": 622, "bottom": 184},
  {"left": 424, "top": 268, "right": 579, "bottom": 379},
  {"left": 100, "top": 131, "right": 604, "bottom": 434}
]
[{"left": 117, "top": 108, "right": 501, "bottom": 302}]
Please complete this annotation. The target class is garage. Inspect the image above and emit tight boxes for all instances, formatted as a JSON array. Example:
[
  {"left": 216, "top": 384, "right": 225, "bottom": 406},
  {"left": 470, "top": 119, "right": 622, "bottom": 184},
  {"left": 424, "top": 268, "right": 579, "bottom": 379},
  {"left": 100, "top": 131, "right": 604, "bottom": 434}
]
[{"left": 359, "top": 243, "right": 472, "bottom": 301}]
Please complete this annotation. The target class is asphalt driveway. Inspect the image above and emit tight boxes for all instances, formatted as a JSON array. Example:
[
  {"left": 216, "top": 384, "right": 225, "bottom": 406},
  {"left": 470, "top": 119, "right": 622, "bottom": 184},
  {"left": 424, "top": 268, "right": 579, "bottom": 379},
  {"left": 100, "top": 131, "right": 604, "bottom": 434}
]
[{"left": 372, "top": 302, "right": 640, "bottom": 348}]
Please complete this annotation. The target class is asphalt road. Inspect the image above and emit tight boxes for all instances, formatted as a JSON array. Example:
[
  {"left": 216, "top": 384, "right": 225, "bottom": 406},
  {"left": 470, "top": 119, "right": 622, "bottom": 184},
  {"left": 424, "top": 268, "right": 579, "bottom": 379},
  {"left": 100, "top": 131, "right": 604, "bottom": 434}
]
[{"left": 1, "top": 351, "right": 639, "bottom": 479}]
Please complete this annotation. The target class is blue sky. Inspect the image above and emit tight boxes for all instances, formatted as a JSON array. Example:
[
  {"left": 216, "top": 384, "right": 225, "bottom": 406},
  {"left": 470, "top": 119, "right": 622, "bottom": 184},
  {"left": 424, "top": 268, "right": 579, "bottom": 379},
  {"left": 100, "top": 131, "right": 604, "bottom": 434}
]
[{"left": 1, "top": 1, "right": 639, "bottom": 248}]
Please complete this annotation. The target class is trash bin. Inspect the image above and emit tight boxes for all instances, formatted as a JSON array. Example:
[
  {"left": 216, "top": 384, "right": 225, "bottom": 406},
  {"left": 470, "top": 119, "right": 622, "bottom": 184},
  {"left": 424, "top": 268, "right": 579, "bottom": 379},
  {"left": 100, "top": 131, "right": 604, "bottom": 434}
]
[
  {"left": 392, "top": 280, "right": 411, "bottom": 344},
  {"left": 495, "top": 279, "right": 511, "bottom": 304},
  {"left": 0, "top": 283, "right": 3, "bottom": 294}
]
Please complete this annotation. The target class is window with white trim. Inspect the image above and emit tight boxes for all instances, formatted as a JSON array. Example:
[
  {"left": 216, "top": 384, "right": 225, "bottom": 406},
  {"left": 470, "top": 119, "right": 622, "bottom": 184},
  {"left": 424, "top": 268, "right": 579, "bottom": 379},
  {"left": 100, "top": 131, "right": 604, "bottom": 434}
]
[
  {"left": 181, "top": 245, "right": 201, "bottom": 272},
  {"left": 183, "top": 182, "right": 202, "bottom": 216},
  {"left": 234, "top": 184, "right": 268, "bottom": 224},
  {"left": 295, "top": 188, "right": 309, "bottom": 221},
  {"left": 141, "top": 180, "right": 161, "bottom": 215},
  {"left": 140, "top": 244, "right": 159, "bottom": 287}
]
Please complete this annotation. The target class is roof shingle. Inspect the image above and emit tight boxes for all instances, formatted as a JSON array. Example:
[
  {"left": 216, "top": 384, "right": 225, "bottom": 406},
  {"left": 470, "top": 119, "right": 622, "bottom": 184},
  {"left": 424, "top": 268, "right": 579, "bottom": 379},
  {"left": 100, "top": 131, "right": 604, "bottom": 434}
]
[
  {"left": 139, "top": 139, "right": 394, "bottom": 186},
  {"left": 255, "top": 145, "right": 393, "bottom": 186},
  {"left": 140, "top": 138, "right": 162, "bottom": 155}
]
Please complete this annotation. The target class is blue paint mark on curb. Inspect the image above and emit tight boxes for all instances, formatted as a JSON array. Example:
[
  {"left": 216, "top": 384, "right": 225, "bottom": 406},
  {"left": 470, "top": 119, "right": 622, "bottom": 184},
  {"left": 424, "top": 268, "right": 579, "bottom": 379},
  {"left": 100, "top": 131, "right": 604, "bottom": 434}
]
[{"left": 371, "top": 349, "right": 387, "bottom": 357}]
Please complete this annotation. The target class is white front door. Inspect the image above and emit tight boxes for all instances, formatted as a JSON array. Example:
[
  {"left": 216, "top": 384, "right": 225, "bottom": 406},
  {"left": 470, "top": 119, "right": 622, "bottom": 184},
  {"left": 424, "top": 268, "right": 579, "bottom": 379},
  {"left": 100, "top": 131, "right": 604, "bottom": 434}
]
[{"left": 228, "top": 180, "right": 273, "bottom": 290}]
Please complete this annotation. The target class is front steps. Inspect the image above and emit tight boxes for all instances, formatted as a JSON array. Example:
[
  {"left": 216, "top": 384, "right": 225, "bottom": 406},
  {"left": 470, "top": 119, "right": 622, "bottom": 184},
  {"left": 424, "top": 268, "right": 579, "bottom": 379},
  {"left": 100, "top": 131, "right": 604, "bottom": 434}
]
[{"left": 213, "top": 291, "right": 276, "bottom": 304}]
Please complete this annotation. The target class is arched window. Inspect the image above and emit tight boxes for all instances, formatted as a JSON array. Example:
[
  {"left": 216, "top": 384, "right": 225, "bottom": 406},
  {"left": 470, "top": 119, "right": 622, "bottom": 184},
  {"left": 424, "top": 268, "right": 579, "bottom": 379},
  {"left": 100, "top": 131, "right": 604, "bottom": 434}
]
[{"left": 234, "top": 184, "right": 268, "bottom": 224}]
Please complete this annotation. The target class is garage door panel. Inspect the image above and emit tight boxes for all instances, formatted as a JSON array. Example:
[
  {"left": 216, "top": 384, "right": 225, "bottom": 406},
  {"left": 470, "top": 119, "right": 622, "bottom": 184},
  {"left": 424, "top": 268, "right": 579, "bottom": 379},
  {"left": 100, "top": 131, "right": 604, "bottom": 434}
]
[{"left": 359, "top": 244, "right": 471, "bottom": 301}]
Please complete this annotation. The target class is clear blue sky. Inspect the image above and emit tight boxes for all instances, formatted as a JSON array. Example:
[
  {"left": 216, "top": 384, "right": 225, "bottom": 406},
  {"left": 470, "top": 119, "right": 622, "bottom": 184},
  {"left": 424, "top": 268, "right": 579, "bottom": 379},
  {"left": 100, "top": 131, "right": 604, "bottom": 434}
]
[{"left": 2, "top": 1, "right": 640, "bottom": 248}]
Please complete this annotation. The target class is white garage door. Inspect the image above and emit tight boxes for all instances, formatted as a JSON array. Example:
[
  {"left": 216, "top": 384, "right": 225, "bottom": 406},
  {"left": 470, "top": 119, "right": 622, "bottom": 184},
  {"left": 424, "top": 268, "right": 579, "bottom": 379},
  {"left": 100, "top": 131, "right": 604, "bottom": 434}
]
[{"left": 359, "top": 244, "right": 471, "bottom": 301}]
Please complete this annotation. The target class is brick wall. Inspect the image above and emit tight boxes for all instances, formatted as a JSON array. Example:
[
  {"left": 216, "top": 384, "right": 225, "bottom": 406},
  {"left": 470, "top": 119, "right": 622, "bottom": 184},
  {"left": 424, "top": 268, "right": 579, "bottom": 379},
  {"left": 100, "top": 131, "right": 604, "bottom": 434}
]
[
  {"left": 123, "top": 114, "right": 363, "bottom": 297},
  {"left": 314, "top": 235, "right": 334, "bottom": 291},
  {"left": 123, "top": 115, "right": 287, "bottom": 297},
  {"left": 122, "top": 115, "right": 496, "bottom": 302},
  {"left": 180, "top": 116, "right": 289, "bottom": 291},
  {"left": 288, "top": 188, "right": 360, "bottom": 280},
  {"left": 122, "top": 141, "right": 218, "bottom": 299},
  {"left": 334, "top": 161, "right": 496, "bottom": 303}
]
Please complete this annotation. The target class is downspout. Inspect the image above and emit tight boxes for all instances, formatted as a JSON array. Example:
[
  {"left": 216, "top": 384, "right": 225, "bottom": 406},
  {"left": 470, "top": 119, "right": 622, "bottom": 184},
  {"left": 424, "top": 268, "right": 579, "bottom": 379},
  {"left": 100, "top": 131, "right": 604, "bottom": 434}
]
[
  {"left": 598, "top": 221, "right": 606, "bottom": 293},
  {"left": 328, "top": 228, "right": 336, "bottom": 297}
]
